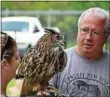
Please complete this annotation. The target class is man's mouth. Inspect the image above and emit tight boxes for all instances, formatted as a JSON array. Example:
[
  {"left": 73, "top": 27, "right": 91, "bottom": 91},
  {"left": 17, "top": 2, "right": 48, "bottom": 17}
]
[{"left": 84, "top": 43, "right": 93, "bottom": 48}]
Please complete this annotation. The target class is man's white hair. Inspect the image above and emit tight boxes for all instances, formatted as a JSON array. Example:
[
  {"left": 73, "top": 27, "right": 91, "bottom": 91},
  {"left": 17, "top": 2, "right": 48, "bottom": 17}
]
[{"left": 78, "top": 7, "right": 110, "bottom": 35}]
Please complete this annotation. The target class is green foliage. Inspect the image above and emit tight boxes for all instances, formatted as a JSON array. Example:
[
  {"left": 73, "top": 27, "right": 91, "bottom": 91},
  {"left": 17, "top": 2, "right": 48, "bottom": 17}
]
[
  {"left": 104, "top": 42, "right": 110, "bottom": 52},
  {"left": 2, "top": 1, "right": 109, "bottom": 10},
  {"left": 39, "top": 15, "right": 78, "bottom": 48},
  {"left": 2, "top": 1, "right": 109, "bottom": 48}
]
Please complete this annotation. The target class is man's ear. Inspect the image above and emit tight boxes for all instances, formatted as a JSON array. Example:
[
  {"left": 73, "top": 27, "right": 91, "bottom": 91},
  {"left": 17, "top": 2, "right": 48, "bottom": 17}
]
[{"left": 1, "top": 59, "right": 9, "bottom": 71}]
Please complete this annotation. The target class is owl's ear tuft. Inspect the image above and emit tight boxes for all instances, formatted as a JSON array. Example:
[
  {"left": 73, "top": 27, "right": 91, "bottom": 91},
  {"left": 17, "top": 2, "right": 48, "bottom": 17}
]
[{"left": 44, "top": 28, "right": 56, "bottom": 34}]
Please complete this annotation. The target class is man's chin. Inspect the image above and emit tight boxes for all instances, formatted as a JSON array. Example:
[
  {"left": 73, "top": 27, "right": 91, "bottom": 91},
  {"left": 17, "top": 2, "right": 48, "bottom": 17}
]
[{"left": 83, "top": 47, "right": 93, "bottom": 54}]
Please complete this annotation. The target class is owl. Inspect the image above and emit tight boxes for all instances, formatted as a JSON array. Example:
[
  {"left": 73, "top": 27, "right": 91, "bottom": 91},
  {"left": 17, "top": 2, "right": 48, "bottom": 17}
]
[{"left": 15, "top": 28, "right": 67, "bottom": 96}]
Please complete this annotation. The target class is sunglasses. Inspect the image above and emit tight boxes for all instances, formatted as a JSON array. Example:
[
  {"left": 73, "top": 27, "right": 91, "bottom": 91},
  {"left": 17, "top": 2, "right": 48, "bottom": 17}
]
[{"left": 1, "top": 32, "right": 11, "bottom": 60}]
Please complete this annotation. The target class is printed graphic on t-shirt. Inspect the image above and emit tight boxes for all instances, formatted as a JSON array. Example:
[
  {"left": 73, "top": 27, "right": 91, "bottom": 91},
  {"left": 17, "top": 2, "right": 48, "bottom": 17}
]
[{"left": 63, "top": 73, "right": 109, "bottom": 97}]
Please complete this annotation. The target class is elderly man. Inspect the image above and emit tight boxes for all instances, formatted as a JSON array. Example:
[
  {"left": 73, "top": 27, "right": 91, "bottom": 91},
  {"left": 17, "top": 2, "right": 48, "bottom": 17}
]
[{"left": 49, "top": 7, "right": 110, "bottom": 97}]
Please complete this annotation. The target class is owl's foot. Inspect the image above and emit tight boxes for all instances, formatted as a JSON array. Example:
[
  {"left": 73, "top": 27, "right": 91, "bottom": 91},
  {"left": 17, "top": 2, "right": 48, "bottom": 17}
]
[
  {"left": 33, "top": 84, "right": 62, "bottom": 97},
  {"left": 44, "top": 85, "right": 63, "bottom": 97},
  {"left": 33, "top": 84, "right": 50, "bottom": 96},
  {"left": 37, "top": 91, "right": 50, "bottom": 96}
]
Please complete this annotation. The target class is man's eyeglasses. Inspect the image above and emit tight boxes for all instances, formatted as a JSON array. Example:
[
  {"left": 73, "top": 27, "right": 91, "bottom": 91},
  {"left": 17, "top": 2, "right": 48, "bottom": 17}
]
[{"left": 80, "top": 28, "right": 105, "bottom": 37}]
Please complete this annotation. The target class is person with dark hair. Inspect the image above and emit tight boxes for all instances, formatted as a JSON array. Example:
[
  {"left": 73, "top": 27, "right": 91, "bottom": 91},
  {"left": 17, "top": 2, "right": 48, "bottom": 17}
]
[
  {"left": 49, "top": 7, "right": 110, "bottom": 97},
  {"left": 1, "top": 32, "right": 20, "bottom": 97}
]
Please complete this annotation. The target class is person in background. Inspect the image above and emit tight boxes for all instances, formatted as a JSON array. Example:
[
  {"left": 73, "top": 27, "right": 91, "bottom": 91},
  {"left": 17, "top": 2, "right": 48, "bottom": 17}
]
[
  {"left": 1, "top": 32, "right": 20, "bottom": 97},
  {"left": 49, "top": 7, "right": 110, "bottom": 97}
]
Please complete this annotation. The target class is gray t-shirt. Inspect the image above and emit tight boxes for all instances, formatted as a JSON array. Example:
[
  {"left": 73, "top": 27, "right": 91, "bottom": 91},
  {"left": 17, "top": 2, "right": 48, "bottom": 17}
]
[{"left": 49, "top": 46, "right": 110, "bottom": 97}]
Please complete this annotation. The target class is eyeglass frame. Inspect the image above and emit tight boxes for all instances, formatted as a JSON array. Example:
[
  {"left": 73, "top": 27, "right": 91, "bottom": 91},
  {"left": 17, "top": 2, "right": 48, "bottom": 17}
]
[{"left": 79, "top": 27, "right": 106, "bottom": 37}]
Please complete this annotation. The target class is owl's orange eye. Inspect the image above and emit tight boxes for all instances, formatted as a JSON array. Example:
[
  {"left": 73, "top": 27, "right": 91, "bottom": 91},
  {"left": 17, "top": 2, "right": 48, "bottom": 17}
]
[{"left": 54, "top": 34, "right": 61, "bottom": 40}]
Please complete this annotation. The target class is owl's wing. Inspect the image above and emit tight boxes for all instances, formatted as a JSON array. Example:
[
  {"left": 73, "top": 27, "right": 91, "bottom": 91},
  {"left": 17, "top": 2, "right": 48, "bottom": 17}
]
[
  {"left": 16, "top": 45, "right": 45, "bottom": 78},
  {"left": 58, "top": 51, "right": 67, "bottom": 71},
  {"left": 16, "top": 47, "right": 37, "bottom": 77}
]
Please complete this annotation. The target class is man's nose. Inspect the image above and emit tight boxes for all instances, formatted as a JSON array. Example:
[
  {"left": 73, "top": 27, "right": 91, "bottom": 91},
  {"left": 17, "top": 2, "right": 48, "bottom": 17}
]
[{"left": 85, "top": 31, "right": 93, "bottom": 40}]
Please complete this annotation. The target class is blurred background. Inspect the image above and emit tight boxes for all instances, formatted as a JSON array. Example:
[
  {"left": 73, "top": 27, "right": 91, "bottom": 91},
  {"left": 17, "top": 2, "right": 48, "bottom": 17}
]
[
  {"left": 2, "top": 1, "right": 110, "bottom": 48},
  {"left": 1, "top": 1, "right": 110, "bottom": 96}
]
